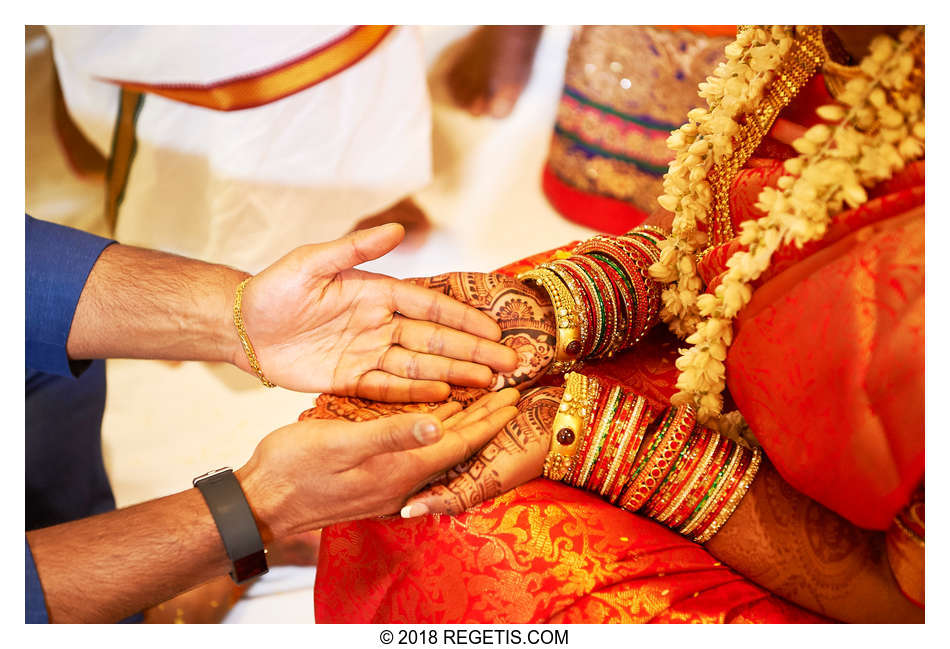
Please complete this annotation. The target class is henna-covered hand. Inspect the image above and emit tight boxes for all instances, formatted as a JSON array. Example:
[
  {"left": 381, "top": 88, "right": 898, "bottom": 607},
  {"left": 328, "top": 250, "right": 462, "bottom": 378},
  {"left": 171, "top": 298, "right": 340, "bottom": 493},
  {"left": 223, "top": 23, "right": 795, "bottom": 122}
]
[
  {"left": 410, "top": 273, "right": 555, "bottom": 391},
  {"left": 403, "top": 386, "right": 562, "bottom": 516}
]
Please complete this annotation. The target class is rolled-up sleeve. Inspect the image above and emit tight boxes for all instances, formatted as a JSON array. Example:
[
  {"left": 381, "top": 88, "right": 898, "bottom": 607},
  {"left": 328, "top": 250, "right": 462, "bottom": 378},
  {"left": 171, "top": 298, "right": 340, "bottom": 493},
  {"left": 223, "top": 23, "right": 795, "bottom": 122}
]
[{"left": 25, "top": 215, "right": 114, "bottom": 376}]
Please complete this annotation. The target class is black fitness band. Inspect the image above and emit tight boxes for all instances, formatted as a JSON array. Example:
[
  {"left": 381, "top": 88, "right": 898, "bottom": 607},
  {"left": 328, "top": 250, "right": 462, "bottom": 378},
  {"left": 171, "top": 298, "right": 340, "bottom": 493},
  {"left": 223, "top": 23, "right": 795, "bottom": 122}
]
[{"left": 193, "top": 468, "right": 268, "bottom": 584}]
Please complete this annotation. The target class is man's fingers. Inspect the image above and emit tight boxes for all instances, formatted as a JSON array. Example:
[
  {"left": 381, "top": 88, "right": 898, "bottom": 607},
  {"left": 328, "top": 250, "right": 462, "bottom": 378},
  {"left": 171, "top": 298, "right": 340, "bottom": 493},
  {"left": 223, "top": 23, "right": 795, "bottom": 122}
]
[
  {"left": 390, "top": 281, "right": 503, "bottom": 342},
  {"left": 378, "top": 346, "right": 494, "bottom": 388},
  {"left": 392, "top": 318, "right": 518, "bottom": 373},
  {"left": 356, "top": 412, "right": 445, "bottom": 460},
  {"left": 355, "top": 370, "right": 450, "bottom": 403}
]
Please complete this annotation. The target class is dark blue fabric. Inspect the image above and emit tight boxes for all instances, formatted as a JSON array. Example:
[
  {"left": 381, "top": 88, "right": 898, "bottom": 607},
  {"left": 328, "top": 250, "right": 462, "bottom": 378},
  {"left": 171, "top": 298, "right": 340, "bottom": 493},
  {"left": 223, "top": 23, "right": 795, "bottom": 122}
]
[
  {"left": 25, "top": 540, "right": 48, "bottom": 623},
  {"left": 24, "top": 215, "right": 136, "bottom": 622},
  {"left": 25, "top": 214, "right": 114, "bottom": 377},
  {"left": 26, "top": 362, "right": 114, "bottom": 531}
]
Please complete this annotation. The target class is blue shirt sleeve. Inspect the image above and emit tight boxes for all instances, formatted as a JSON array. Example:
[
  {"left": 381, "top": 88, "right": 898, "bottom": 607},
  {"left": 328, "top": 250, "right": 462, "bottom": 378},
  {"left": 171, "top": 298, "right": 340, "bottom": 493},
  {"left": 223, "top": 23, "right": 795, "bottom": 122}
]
[
  {"left": 26, "top": 215, "right": 115, "bottom": 377},
  {"left": 25, "top": 538, "right": 49, "bottom": 623}
]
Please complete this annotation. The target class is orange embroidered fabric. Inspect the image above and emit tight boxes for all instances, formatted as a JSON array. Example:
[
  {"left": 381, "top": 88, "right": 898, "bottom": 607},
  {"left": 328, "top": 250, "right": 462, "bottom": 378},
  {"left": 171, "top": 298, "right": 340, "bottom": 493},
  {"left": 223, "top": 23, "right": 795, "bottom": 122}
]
[{"left": 313, "top": 480, "right": 823, "bottom": 623}]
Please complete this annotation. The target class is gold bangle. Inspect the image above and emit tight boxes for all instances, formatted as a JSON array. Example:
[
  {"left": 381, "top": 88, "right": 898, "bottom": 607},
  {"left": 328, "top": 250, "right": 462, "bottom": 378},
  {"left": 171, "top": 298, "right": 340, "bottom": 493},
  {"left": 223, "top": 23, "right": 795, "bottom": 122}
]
[
  {"left": 544, "top": 372, "right": 598, "bottom": 481},
  {"left": 517, "top": 267, "right": 583, "bottom": 373},
  {"left": 233, "top": 277, "right": 276, "bottom": 388}
]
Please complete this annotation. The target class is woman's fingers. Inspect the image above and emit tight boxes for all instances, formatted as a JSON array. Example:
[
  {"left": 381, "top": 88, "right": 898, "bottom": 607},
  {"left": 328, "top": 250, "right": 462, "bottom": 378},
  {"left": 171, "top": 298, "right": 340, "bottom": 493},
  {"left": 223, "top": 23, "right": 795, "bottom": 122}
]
[
  {"left": 430, "top": 401, "right": 464, "bottom": 421},
  {"left": 392, "top": 317, "right": 518, "bottom": 372},
  {"left": 405, "top": 479, "right": 477, "bottom": 517},
  {"left": 378, "top": 346, "right": 494, "bottom": 388},
  {"left": 414, "top": 404, "right": 519, "bottom": 478}
]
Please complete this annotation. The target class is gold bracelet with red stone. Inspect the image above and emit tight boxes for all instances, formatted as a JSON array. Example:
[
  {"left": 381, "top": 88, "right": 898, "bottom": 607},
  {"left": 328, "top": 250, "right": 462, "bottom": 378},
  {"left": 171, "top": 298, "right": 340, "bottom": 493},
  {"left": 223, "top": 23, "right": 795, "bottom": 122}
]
[
  {"left": 546, "top": 261, "right": 598, "bottom": 359},
  {"left": 574, "top": 384, "right": 623, "bottom": 489},
  {"left": 691, "top": 448, "right": 761, "bottom": 544},
  {"left": 619, "top": 405, "right": 697, "bottom": 513},
  {"left": 542, "top": 262, "right": 593, "bottom": 359},
  {"left": 560, "top": 258, "right": 609, "bottom": 359},
  {"left": 566, "top": 381, "right": 610, "bottom": 486},
  {"left": 561, "top": 257, "right": 612, "bottom": 359},
  {"left": 570, "top": 256, "right": 622, "bottom": 358},
  {"left": 674, "top": 442, "right": 745, "bottom": 534},
  {"left": 640, "top": 426, "right": 715, "bottom": 521},
  {"left": 606, "top": 399, "right": 655, "bottom": 504},
  {"left": 660, "top": 434, "right": 733, "bottom": 529},
  {"left": 587, "top": 390, "right": 637, "bottom": 493},
  {"left": 545, "top": 372, "right": 601, "bottom": 480}
]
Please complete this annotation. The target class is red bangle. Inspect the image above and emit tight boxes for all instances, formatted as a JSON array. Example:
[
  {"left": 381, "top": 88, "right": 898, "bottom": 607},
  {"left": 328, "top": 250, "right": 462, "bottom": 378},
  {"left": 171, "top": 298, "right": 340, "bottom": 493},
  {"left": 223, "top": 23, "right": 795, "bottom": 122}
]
[
  {"left": 666, "top": 436, "right": 733, "bottom": 529},
  {"left": 642, "top": 428, "right": 710, "bottom": 519},
  {"left": 619, "top": 405, "right": 696, "bottom": 512}
]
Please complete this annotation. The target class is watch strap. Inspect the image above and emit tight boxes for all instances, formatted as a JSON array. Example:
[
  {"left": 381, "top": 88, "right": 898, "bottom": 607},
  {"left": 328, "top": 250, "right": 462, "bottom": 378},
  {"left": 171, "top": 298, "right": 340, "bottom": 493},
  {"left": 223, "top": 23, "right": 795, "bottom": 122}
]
[{"left": 193, "top": 468, "right": 268, "bottom": 584}]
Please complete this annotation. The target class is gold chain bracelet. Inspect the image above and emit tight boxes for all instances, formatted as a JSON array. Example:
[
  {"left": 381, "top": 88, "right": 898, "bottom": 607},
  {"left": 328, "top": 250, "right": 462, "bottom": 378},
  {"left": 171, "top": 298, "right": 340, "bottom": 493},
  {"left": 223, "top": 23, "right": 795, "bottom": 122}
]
[{"left": 233, "top": 278, "right": 276, "bottom": 388}]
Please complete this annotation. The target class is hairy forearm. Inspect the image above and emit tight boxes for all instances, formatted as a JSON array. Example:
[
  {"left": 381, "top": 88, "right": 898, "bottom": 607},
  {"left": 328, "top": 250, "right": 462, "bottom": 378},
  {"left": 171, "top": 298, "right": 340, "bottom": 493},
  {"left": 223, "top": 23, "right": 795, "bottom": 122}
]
[
  {"left": 27, "top": 488, "right": 232, "bottom": 623},
  {"left": 66, "top": 243, "right": 247, "bottom": 365},
  {"left": 705, "top": 458, "right": 922, "bottom": 623}
]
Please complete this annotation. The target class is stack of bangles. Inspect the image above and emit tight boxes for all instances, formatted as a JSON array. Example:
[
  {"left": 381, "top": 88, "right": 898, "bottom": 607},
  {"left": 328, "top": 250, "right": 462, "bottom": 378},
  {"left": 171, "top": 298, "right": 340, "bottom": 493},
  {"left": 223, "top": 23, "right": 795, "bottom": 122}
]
[
  {"left": 517, "top": 225, "right": 666, "bottom": 374},
  {"left": 544, "top": 373, "right": 762, "bottom": 544}
]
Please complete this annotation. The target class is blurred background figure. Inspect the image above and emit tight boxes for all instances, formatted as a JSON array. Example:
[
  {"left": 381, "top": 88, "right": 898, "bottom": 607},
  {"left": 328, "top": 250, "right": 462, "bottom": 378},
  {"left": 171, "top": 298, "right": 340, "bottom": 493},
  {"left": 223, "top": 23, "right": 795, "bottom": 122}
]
[
  {"left": 541, "top": 26, "right": 734, "bottom": 233},
  {"left": 46, "top": 26, "right": 432, "bottom": 272}
]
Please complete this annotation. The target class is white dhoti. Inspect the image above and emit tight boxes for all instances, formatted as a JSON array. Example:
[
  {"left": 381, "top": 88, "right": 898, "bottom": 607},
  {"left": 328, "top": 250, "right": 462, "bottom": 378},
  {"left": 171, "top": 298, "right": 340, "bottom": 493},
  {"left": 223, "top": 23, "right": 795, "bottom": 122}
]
[{"left": 48, "top": 25, "right": 433, "bottom": 271}]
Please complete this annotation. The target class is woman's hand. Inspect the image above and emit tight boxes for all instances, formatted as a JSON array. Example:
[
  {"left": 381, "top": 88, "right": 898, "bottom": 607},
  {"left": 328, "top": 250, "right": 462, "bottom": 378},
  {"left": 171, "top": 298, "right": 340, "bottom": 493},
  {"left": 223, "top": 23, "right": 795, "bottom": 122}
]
[
  {"left": 402, "top": 386, "right": 562, "bottom": 516},
  {"left": 409, "top": 272, "right": 556, "bottom": 391},
  {"left": 238, "top": 225, "right": 519, "bottom": 401}
]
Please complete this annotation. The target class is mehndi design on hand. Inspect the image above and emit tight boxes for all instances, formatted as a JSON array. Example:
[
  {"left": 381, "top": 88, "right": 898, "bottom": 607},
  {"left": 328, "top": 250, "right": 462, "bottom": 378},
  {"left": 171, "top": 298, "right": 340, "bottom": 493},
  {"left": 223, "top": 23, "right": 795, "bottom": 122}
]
[{"left": 410, "top": 273, "right": 556, "bottom": 390}]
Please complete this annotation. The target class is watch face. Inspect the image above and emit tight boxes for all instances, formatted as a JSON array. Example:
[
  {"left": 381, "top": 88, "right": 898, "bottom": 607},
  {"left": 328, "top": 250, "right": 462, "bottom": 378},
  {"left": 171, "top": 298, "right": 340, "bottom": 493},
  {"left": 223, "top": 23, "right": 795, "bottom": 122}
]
[{"left": 231, "top": 549, "right": 269, "bottom": 584}]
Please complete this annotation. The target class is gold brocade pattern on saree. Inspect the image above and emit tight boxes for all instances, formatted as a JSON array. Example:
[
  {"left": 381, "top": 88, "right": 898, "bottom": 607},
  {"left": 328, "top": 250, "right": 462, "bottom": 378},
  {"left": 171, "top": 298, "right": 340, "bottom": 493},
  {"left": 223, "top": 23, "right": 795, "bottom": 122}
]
[
  {"left": 547, "top": 134, "right": 665, "bottom": 212},
  {"left": 314, "top": 480, "right": 825, "bottom": 623},
  {"left": 564, "top": 27, "right": 731, "bottom": 125}
]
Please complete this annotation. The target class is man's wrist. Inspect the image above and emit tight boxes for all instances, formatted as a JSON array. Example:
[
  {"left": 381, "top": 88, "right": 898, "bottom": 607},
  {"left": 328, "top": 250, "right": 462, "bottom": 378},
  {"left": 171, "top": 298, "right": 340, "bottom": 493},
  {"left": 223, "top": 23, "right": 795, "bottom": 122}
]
[
  {"left": 216, "top": 268, "right": 253, "bottom": 369},
  {"left": 233, "top": 463, "right": 280, "bottom": 544}
]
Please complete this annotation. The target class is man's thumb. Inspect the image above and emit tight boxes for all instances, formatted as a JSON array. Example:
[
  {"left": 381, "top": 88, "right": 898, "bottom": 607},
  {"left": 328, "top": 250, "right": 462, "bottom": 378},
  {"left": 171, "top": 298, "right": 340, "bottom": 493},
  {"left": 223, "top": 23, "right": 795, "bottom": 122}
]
[
  {"left": 358, "top": 413, "right": 444, "bottom": 458},
  {"left": 318, "top": 223, "right": 405, "bottom": 274}
]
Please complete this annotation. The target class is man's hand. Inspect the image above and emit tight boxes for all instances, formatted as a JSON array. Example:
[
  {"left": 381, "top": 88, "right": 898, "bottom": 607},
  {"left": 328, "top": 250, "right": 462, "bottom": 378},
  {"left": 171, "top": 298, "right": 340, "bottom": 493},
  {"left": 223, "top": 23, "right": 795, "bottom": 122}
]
[
  {"left": 237, "top": 388, "right": 521, "bottom": 537},
  {"left": 410, "top": 272, "right": 556, "bottom": 391},
  {"left": 402, "top": 386, "right": 559, "bottom": 516},
  {"left": 237, "top": 225, "right": 519, "bottom": 400}
]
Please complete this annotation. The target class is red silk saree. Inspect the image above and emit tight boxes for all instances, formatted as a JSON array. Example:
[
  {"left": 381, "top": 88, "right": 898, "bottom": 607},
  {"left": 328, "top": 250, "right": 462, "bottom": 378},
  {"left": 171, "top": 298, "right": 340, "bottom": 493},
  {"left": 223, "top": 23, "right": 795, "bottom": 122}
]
[{"left": 302, "top": 71, "right": 924, "bottom": 623}]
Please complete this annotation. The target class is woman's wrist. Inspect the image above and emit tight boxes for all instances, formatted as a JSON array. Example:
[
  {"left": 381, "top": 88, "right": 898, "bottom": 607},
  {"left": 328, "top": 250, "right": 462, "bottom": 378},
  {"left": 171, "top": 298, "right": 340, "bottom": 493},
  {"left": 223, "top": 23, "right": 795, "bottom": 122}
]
[
  {"left": 542, "top": 372, "right": 762, "bottom": 544},
  {"left": 518, "top": 226, "right": 666, "bottom": 373}
]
